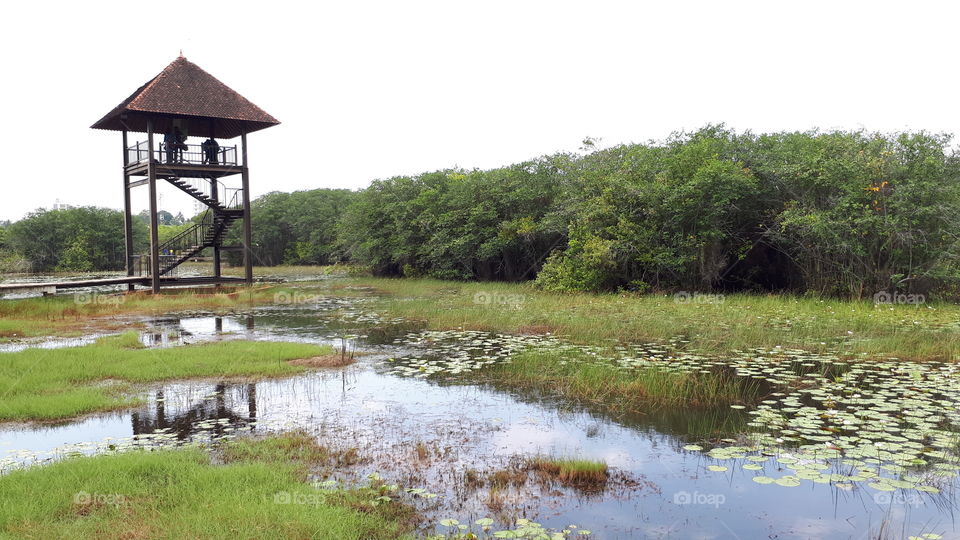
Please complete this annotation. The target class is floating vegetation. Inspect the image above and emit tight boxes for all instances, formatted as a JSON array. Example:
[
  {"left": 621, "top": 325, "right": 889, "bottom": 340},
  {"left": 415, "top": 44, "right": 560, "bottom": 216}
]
[
  {"left": 0, "top": 425, "right": 239, "bottom": 473},
  {"left": 382, "top": 327, "right": 960, "bottom": 501},
  {"left": 385, "top": 330, "right": 561, "bottom": 377},
  {"left": 428, "top": 517, "right": 591, "bottom": 539},
  {"left": 679, "top": 352, "right": 960, "bottom": 497}
]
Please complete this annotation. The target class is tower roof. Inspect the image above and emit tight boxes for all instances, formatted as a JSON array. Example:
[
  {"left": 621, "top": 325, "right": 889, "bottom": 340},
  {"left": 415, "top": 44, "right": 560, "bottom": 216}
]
[{"left": 91, "top": 56, "right": 279, "bottom": 139}]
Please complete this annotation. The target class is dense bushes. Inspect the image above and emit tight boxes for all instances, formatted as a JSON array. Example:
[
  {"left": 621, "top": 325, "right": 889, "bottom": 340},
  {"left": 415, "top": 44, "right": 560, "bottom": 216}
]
[
  {"left": 532, "top": 128, "right": 960, "bottom": 297},
  {"left": 224, "top": 188, "right": 356, "bottom": 267},
  {"left": 5, "top": 207, "right": 146, "bottom": 272},
  {"left": 335, "top": 126, "right": 960, "bottom": 298},
  {"left": 337, "top": 162, "right": 568, "bottom": 280},
  {"left": 5, "top": 126, "right": 959, "bottom": 298}
]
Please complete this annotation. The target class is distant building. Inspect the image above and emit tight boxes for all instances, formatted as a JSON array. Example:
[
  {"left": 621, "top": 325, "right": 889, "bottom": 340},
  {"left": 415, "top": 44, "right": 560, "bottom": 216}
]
[{"left": 52, "top": 199, "right": 74, "bottom": 211}]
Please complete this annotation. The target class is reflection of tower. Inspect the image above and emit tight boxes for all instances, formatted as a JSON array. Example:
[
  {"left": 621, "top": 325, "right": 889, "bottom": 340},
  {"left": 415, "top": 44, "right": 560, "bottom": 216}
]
[
  {"left": 247, "top": 384, "right": 257, "bottom": 424},
  {"left": 130, "top": 382, "right": 260, "bottom": 439}
]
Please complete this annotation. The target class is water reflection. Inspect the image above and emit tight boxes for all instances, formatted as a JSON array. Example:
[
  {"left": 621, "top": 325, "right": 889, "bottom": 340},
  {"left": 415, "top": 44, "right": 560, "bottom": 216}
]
[
  {"left": 140, "top": 315, "right": 257, "bottom": 347},
  {"left": 130, "top": 384, "right": 258, "bottom": 440}
]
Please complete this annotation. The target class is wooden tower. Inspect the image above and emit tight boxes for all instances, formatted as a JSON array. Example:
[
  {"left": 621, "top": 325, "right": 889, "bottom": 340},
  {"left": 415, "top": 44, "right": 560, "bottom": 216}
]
[{"left": 91, "top": 55, "right": 279, "bottom": 293}]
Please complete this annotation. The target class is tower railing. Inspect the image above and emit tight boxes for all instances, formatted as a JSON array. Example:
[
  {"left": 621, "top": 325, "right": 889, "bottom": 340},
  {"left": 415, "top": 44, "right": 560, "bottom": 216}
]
[
  {"left": 127, "top": 141, "right": 151, "bottom": 164},
  {"left": 126, "top": 141, "right": 238, "bottom": 166}
]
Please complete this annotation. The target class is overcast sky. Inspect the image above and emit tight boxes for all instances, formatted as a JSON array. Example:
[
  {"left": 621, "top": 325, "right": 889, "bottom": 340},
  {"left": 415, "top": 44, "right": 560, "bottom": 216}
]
[{"left": 1, "top": 0, "right": 958, "bottom": 221}]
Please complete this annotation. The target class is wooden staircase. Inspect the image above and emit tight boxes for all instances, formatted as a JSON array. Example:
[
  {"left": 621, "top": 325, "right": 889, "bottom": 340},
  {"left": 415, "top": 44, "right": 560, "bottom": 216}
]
[
  {"left": 137, "top": 176, "right": 244, "bottom": 277},
  {"left": 156, "top": 211, "right": 242, "bottom": 275},
  {"left": 166, "top": 178, "right": 234, "bottom": 212}
]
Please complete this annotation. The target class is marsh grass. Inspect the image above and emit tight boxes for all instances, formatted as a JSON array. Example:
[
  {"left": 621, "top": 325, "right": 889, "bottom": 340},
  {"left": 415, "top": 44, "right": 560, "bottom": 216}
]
[
  {"left": 336, "top": 277, "right": 960, "bottom": 361},
  {"left": 0, "top": 433, "right": 414, "bottom": 540},
  {"left": 0, "top": 333, "right": 333, "bottom": 422},
  {"left": 211, "top": 263, "right": 370, "bottom": 279},
  {"left": 528, "top": 456, "right": 608, "bottom": 490},
  {"left": 221, "top": 431, "right": 362, "bottom": 470},
  {"left": 485, "top": 349, "right": 760, "bottom": 412}
]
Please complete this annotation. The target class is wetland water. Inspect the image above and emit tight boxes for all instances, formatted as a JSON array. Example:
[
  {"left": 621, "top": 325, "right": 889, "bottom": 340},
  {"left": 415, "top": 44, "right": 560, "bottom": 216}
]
[{"left": 1, "top": 296, "right": 958, "bottom": 539}]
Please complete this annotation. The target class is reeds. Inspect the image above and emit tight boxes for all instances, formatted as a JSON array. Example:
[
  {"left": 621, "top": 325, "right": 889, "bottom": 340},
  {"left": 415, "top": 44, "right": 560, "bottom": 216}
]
[
  {"left": 343, "top": 276, "right": 960, "bottom": 362},
  {"left": 528, "top": 456, "right": 608, "bottom": 489},
  {"left": 487, "top": 349, "right": 760, "bottom": 411}
]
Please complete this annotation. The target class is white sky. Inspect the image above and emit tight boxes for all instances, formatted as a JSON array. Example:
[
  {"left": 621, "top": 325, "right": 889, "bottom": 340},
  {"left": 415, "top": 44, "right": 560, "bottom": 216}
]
[{"left": 1, "top": 0, "right": 959, "bottom": 221}]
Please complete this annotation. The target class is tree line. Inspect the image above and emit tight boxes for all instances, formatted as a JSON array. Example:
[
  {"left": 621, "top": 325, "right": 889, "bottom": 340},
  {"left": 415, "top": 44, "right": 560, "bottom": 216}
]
[{"left": 4, "top": 126, "right": 959, "bottom": 298}]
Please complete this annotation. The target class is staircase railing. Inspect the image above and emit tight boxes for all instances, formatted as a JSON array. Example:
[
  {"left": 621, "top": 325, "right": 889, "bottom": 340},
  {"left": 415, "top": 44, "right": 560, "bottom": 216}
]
[
  {"left": 224, "top": 187, "right": 243, "bottom": 210},
  {"left": 129, "top": 254, "right": 179, "bottom": 277},
  {"left": 209, "top": 180, "right": 243, "bottom": 210},
  {"left": 160, "top": 210, "right": 214, "bottom": 255},
  {"left": 164, "top": 177, "right": 244, "bottom": 211}
]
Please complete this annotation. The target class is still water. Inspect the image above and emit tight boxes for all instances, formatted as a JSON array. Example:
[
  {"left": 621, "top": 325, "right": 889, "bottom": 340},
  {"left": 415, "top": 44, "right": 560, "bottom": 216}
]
[{"left": 0, "top": 300, "right": 956, "bottom": 539}]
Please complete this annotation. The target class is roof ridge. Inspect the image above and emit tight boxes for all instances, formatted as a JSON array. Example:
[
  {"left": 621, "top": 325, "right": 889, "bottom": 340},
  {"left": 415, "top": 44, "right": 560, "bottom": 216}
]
[
  {"left": 90, "top": 57, "right": 279, "bottom": 139},
  {"left": 128, "top": 57, "right": 180, "bottom": 109}
]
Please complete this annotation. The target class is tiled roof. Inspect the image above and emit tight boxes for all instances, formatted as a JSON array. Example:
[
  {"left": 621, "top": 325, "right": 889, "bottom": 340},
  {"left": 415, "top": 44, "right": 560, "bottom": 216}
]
[{"left": 91, "top": 56, "right": 279, "bottom": 139}]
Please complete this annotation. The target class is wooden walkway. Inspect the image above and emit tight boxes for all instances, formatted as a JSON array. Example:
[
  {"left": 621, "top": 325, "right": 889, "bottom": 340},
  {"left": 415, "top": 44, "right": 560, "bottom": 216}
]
[{"left": 0, "top": 276, "right": 247, "bottom": 295}]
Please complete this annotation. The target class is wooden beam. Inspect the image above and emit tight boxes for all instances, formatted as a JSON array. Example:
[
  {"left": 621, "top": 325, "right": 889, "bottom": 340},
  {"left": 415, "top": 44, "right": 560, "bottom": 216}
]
[
  {"left": 240, "top": 131, "right": 253, "bottom": 285},
  {"left": 122, "top": 130, "right": 135, "bottom": 291},
  {"left": 211, "top": 176, "right": 221, "bottom": 280},
  {"left": 0, "top": 284, "right": 57, "bottom": 296},
  {"left": 147, "top": 120, "right": 160, "bottom": 293}
]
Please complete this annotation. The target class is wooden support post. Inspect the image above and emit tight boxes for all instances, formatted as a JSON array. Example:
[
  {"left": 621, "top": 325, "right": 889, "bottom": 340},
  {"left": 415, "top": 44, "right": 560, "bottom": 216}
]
[
  {"left": 241, "top": 131, "right": 253, "bottom": 285},
  {"left": 211, "top": 177, "right": 222, "bottom": 280},
  {"left": 209, "top": 120, "right": 222, "bottom": 282},
  {"left": 147, "top": 120, "right": 161, "bottom": 293},
  {"left": 122, "top": 130, "right": 135, "bottom": 292}
]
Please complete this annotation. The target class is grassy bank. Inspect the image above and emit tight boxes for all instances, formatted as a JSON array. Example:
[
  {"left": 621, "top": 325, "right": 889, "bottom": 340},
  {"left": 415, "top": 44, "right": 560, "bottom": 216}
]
[
  {"left": 0, "top": 433, "right": 415, "bottom": 540},
  {"left": 333, "top": 277, "right": 960, "bottom": 361},
  {"left": 484, "top": 349, "right": 760, "bottom": 412},
  {"left": 0, "top": 286, "right": 281, "bottom": 340},
  {"left": 0, "top": 333, "right": 334, "bottom": 422}
]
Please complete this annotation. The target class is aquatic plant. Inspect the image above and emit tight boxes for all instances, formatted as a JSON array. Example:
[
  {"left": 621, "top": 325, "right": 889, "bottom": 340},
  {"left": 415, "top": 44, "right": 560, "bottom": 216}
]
[{"left": 430, "top": 517, "right": 591, "bottom": 539}]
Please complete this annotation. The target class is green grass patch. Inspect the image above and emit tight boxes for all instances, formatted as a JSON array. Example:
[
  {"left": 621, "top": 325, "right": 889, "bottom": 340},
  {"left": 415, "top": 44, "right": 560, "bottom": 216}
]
[
  {"left": 0, "top": 434, "right": 414, "bottom": 540},
  {"left": 336, "top": 276, "right": 960, "bottom": 361},
  {"left": 0, "top": 333, "right": 332, "bottom": 422},
  {"left": 484, "top": 348, "right": 760, "bottom": 411}
]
